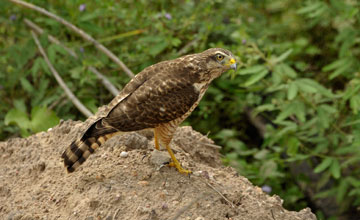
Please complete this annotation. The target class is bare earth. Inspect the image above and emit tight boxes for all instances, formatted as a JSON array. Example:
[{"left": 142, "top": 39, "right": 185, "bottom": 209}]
[{"left": 0, "top": 114, "right": 316, "bottom": 220}]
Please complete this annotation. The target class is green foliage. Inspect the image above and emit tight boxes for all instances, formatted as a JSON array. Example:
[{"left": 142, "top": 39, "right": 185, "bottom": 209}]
[
  {"left": 5, "top": 105, "right": 60, "bottom": 137},
  {"left": 1, "top": 0, "right": 360, "bottom": 218}
]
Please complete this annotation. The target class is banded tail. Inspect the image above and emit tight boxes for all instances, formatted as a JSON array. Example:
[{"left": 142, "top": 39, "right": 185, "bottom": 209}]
[{"left": 61, "top": 119, "right": 120, "bottom": 173}]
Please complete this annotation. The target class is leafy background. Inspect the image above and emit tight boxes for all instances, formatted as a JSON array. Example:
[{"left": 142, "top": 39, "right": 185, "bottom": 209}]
[{"left": 1, "top": 0, "right": 360, "bottom": 219}]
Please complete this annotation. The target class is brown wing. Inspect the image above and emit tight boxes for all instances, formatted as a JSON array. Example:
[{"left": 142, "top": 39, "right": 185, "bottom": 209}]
[
  {"left": 104, "top": 72, "right": 199, "bottom": 131},
  {"left": 85, "top": 60, "right": 200, "bottom": 137}
]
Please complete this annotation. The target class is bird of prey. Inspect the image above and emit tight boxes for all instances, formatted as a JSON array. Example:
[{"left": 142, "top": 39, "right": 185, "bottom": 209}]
[{"left": 62, "top": 48, "right": 236, "bottom": 174}]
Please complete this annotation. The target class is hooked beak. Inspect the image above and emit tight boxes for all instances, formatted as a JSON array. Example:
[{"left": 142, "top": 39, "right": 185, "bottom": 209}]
[{"left": 228, "top": 58, "right": 237, "bottom": 70}]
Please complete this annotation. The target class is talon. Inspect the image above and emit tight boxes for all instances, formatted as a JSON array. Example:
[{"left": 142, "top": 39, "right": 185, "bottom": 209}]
[
  {"left": 153, "top": 128, "right": 192, "bottom": 175},
  {"left": 168, "top": 161, "right": 192, "bottom": 175}
]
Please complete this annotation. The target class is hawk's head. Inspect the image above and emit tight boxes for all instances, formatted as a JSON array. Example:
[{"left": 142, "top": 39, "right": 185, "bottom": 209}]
[{"left": 194, "top": 48, "right": 236, "bottom": 82}]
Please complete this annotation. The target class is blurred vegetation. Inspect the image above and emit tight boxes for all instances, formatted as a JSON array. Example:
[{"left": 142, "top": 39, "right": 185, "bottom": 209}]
[{"left": 1, "top": 0, "right": 360, "bottom": 219}]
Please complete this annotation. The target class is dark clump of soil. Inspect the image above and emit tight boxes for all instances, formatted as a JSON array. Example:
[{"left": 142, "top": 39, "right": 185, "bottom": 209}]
[{"left": 0, "top": 119, "right": 316, "bottom": 220}]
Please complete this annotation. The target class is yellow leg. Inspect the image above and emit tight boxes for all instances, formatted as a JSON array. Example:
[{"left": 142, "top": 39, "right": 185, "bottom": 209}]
[
  {"left": 165, "top": 144, "right": 192, "bottom": 175},
  {"left": 154, "top": 129, "right": 160, "bottom": 150}
]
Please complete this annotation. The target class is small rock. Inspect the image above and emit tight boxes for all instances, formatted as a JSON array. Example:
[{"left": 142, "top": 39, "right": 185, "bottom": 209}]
[
  {"left": 161, "top": 203, "right": 168, "bottom": 210},
  {"left": 193, "top": 171, "right": 202, "bottom": 177},
  {"left": 195, "top": 217, "right": 205, "bottom": 220},
  {"left": 113, "top": 194, "right": 122, "bottom": 204},
  {"left": 150, "top": 150, "right": 170, "bottom": 167},
  {"left": 137, "top": 181, "right": 149, "bottom": 186},
  {"left": 120, "top": 151, "right": 128, "bottom": 158},
  {"left": 116, "top": 132, "right": 149, "bottom": 150}
]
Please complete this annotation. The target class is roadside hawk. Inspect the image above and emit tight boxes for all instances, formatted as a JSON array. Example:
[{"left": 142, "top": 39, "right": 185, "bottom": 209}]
[{"left": 62, "top": 48, "right": 237, "bottom": 174}]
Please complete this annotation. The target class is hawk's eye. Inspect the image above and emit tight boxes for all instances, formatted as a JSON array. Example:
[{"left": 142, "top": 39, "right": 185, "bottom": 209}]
[{"left": 215, "top": 54, "right": 225, "bottom": 61}]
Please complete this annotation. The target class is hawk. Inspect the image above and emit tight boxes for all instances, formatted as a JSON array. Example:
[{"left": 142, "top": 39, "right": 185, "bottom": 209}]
[{"left": 62, "top": 48, "right": 236, "bottom": 174}]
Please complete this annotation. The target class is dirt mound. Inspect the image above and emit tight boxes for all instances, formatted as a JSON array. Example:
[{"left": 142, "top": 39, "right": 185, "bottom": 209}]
[{"left": 0, "top": 119, "right": 316, "bottom": 220}]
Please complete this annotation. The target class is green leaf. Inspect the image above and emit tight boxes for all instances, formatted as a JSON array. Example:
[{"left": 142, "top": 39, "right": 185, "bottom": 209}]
[
  {"left": 5, "top": 108, "right": 30, "bottom": 127},
  {"left": 297, "top": 2, "right": 322, "bottom": 14},
  {"left": 287, "top": 82, "right": 298, "bottom": 100},
  {"left": 5, "top": 108, "right": 31, "bottom": 137},
  {"left": 280, "top": 64, "right": 297, "bottom": 78},
  {"left": 52, "top": 44, "right": 69, "bottom": 56},
  {"left": 20, "top": 77, "right": 34, "bottom": 93},
  {"left": 295, "top": 78, "right": 334, "bottom": 97},
  {"left": 30, "top": 106, "right": 60, "bottom": 133},
  {"left": 346, "top": 177, "right": 360, "bottom": 188},
  {"left": 323, "top": 58, "right": 352, "bottom": 80},
  {"left": 314, "top": 157, "right": 333, "bottom": 173},
  {"left": 254, "top": 149, "right": 269, "bottom": 160},
  {"left": 215, "top": 129, "right": 236, "bottom": 139},
  {"left": 254, "top": 104, "right": 275, "bottom": 114},
  {"left": 294, "top": 101, "right": 306, "bottom": 122},
  {"left": 171, "top": 38, "right": 182, "bottom": 47},
  {"left": 259, "top": 160, "right": 283, "bottom": 179},
  {"left": 79, "top": 10, "right": 102, "bottom": 22},
  {"left": 295, "top": 79, "right": 317, "bottom": 93},
  {"left": 336, "top": 180, "right": 349, "bottom": 203},
  {"left": 330, "top": 159, "right": 341, "bottom": 179},
  {"left": 238, "top": 65, "right": 266, "bottom": 75},
  {"left": 31, "top": 57, "right": 43, "bottom": 77},
  {"left": 273, "top": 64, "right": 297, "bottom": 79},
  {"left": 317, "top": 106, "right": 330, "bottom": 129},
  {"left": 13, "top": 99, "right": 27, "bottom": 114},
  {"left": 329, "top": 63, "right": 352, "bottom": 80},
  {"left": 39, "top": 57, "right": 51, "bottom": 75},
  {"left": 149, "top": 41, "right": 168, "bottom": 56},
  {"left": 350, "top": 95, "right": 360, "bottom": 114},
  {"left": 286, "top": 136, "right": 300, "bottom": 156},
  {"left": 243, "top": 69, "right": 269, "bottom": 87},
  {"left": 273, "top": 49, "right": 293, "bottom": 63},
  {"left": 47, "top": 44, "right": 56, "bottom": 63},
  {"left": 322, "top": 58, "right": 349, "bottom": 72},
  {"left": 69, "top": 66, "right": 83, "bottom": 79},
  {"left": 275, "top": 101, "right": 305, "bottom": 123}
]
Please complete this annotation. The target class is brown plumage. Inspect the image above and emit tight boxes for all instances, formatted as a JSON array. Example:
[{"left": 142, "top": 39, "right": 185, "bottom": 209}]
[{"left": 62, "top": 48, "right": 236, "bottom": 174}]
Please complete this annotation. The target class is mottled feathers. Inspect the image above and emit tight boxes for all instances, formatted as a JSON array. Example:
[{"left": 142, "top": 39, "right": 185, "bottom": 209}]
[{"left": 62, "top": 48, "right": 236, "bottom": 173}]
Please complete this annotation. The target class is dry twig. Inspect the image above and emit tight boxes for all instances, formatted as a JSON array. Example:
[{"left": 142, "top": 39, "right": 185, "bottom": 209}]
[
  {"left": 24, "top": 18, "right": 120, "bottom": 96},
  {"left": 195, "top": 141, "right": 222, "bottom": 149},
  {"left": 205, "top": 181, "right": 235, "bottom": 208},
  {"left": 88, "top": 66, "right": 119, "bottom": 96},
  {"left": 24, "top": 19, "right": 77, "bottom": 58},
  {"left": 113, "top": 208, "right": 121, "bottom": 220},
  {"left": 31, "top": 30, "right": 93, "bottom": 117},
  {"left": 10, "top": 0, "right": 134, "bottom": 78},
  {"left": 177, "top": 38, "right": 199, "bottom": 56}
]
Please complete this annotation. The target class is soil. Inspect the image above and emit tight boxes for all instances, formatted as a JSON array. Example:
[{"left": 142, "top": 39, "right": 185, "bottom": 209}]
[{"left": 0, "top": 112, "right": 316, "bottom": 219}]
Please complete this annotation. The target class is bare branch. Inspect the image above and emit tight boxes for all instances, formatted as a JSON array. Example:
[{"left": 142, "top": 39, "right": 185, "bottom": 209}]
[
  {"left": 24, "top": 18, "right": 119, "bottom": 96},
  {"left": 31, "top": 30, "right": 93, "bottom": 117},
  {"left": 24, "top": 19, "right": 78, "bottom": 58},
  {"left": 205, "top": 181, "right": 235, "bottom": 208},
  {"left": 177, "top": 38, "right": 199, "bottom": 56},
  {"left": 195, "top": 141, "right": 222, "bottom": 149},
  {"left": 88, "top": 66, "right": 119, "bottom": 96},
  {"left": 10, "top": 0, "right": 134, "bottom": 78}
]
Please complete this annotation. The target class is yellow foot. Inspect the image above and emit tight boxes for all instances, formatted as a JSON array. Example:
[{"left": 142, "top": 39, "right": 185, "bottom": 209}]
[{"left": 168, "top": 161, "right": 192, "bottom": 175}]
